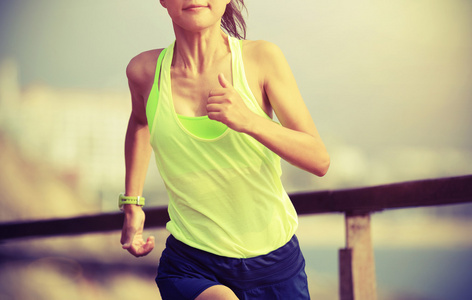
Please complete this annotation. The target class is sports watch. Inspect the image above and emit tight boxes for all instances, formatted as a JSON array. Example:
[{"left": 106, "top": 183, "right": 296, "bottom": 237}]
[{"left": 118, "top": 193, "right": 145, "bottom": 211}]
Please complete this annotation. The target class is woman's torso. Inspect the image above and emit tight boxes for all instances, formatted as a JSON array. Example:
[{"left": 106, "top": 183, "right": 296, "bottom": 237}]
[{"left": 136, "top": 36, "right": 298, "bottom": 258}]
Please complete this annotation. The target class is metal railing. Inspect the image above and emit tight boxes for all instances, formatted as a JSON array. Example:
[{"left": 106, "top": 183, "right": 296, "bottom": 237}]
[{"left": 1, "top": 175, "right": 472, "bottom": 300}]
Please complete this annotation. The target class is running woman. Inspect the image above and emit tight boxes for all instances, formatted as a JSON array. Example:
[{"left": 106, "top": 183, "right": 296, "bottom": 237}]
[{"left": 120, "top": 1, "right": 330, "bottom": 299}]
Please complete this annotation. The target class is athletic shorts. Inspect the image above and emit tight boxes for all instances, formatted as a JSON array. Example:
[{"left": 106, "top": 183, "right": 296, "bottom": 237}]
[{"left": 155, "top": 235, "right": 310, "bottom": 300}]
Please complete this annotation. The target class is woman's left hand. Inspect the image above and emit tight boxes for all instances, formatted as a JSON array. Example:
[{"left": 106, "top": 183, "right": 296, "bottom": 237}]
[{"left": 207, "top": 73, "right": 255, "bottom": 133}]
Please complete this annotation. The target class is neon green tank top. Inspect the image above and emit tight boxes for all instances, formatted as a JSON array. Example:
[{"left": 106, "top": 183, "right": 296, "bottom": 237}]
[{"left": 147, "top": 36, "right": 298, "bottom": 258}]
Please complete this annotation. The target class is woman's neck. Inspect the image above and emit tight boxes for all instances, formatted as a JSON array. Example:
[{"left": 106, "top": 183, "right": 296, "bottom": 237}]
[{"left": 172, "top": 24, "right": 229, "bottom": 74}]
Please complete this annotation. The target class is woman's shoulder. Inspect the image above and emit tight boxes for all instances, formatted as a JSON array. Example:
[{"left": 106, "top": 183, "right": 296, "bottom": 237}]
[
  {"left": 241, "top": 39, "right": 287, "bottom": 75},
  {"left": 241, "top": 39, "right": 285, "bottom": 63},
  {"left": 126, "top": 48, "right": 165, "bottom": 87},
  {"left": 241, "top": 39, "right": 289, "bottom": 81}
]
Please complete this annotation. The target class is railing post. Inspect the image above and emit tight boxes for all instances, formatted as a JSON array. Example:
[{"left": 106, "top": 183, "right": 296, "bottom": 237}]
[{"left": 339, "top": 212, "right": 377, "bottom": 300}]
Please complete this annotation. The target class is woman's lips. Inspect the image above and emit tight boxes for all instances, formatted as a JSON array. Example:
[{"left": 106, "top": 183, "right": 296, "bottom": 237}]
[{"left": 183, "top": 5, "right": 208, "bottom": 11}]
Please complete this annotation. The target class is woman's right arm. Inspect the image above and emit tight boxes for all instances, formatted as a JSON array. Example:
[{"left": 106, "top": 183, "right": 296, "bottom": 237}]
[
  {"left": 124, "top": 55, "right": 153, "bottom": 199},
  {"left": 120, "top": 51, "right": 160, "bottom": 257}
]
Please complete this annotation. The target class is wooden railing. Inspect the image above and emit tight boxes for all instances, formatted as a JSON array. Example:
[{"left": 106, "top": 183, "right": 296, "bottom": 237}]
[{"left": 1, "top": 175, "right": 472, "bottom": 300}]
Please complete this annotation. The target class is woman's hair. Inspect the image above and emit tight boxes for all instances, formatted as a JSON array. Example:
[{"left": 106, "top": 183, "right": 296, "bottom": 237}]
[{"left": 221, "top": 0, "right": 247, "bottom": 40}]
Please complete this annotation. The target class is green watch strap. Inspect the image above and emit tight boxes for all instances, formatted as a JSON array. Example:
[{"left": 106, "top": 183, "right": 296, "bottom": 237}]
[{"left": 118, "top": 193, "right": 145, "bottom": 210}]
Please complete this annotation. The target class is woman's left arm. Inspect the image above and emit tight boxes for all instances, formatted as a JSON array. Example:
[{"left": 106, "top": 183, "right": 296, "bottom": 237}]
[
  {"left": 249, "top": 41, "right": 329, "bottom": 176},
  {"left": 208, "top": 41, "right": 330, "bottom": 176}
]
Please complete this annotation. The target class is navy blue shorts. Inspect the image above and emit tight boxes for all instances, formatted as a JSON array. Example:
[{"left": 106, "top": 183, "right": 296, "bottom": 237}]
[{"left": 155, "top": 235, "right": 310, "bottom": 300}]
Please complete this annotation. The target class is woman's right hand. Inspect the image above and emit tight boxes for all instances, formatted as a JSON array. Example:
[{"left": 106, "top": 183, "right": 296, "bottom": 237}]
[{"left": 120, "top": 205, "right": 155, "bottom": 257}]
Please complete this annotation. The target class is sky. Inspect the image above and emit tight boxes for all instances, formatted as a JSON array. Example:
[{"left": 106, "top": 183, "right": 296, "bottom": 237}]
[{"left": 0, "top": 0, "right": 471, "bottom": 189}]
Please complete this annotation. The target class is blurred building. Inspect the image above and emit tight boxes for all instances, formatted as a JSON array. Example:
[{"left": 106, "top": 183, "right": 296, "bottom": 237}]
[{"left": 0, "top": 59, "right": 167, "bottom": 213}]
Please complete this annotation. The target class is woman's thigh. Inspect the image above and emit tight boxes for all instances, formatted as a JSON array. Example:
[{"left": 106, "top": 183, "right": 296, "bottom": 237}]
[{"left": 196, "top": 285, "right": 239, "bottom": 300}]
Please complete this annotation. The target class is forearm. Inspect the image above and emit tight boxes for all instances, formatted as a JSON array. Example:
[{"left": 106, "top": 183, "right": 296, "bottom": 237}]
[
  {"left": 244, "top": 115, "right": 330, "bottom": 176},
  {"left": 121, "top": 114, "right": 154, "bottom": 254},
  {"left": 124, "top": 114, "right": 153, "bottom": 197}
]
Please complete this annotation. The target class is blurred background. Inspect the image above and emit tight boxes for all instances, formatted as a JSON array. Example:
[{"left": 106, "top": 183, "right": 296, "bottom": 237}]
[{"left": 0, "top": 0, "right": 471, "bottom": 299}]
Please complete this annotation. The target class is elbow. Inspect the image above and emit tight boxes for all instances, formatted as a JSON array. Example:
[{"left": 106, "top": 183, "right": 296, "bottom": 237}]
[{"left": 311, "top": 154, "right": 330, "bottom": 177}]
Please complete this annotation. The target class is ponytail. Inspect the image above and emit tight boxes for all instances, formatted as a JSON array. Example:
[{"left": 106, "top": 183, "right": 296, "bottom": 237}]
[{"left": 221, "top": 0, "right": 247, "bottom": 40}]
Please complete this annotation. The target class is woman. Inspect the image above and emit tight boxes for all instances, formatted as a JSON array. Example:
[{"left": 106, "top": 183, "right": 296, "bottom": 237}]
[{"left": 120, "top": 0, "right": 330, "bottom": 299}]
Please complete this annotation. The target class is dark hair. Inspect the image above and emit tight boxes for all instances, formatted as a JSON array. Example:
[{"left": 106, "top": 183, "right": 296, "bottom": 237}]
[{"left": 221, "top": 0, "right": 247, "bottom": 40}]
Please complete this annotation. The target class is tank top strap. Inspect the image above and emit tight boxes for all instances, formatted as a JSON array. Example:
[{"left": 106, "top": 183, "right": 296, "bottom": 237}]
[
  {"left": 228, "top": 37, "right": 271, "bottom": 119},
  {"left": 146, "top": 44, "right": 172, "bottom": 132},
  {"left": 229, "top": 37, "right": 244, "bottom": 89}
]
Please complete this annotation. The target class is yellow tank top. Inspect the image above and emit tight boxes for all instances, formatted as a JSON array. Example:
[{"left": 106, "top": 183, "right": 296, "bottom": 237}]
[{"left": 147, "top": 36, "right": 298, "bottom": 258}]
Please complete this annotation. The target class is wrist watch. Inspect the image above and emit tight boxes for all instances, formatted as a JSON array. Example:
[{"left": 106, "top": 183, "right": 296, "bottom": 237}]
[{"left": 118, "top": 193, "right": 145, "bottom": 211}]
